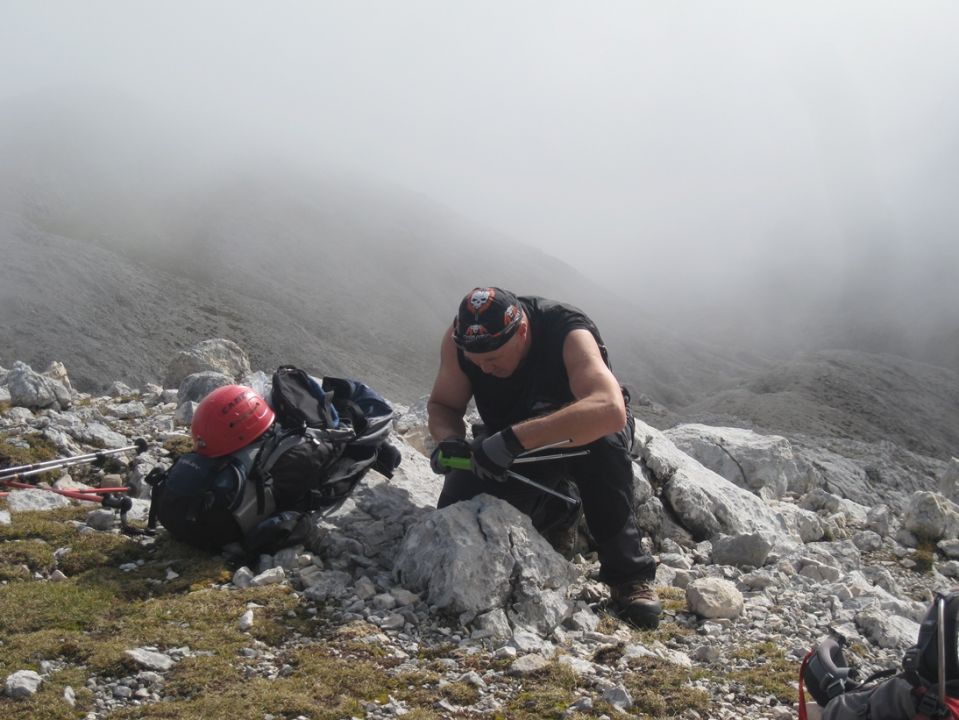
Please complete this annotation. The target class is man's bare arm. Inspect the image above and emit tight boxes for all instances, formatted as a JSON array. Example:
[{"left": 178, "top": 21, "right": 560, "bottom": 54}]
[
  {"left": 426, "top": 325, "right": 473, "bottom": 442},
  {"left": 511, "top": 329, "right": 627, "bottom": 450}
]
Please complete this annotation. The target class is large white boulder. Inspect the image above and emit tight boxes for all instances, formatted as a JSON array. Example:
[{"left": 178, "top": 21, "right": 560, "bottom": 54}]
[
  {"left": 664, "top": 424, "right": 804, "bottom": 498},
  {"left": 633, "top": 420, "right": 798, "bottom": 549},
  {"left": 903, "top": 491, "right": 959, "bottom": 543},
  {"left": 6, "top": 361, "right": 73, "bottom": 411}
]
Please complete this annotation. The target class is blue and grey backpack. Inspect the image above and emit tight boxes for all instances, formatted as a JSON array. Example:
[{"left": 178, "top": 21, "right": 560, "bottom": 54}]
[{"left": 147, "top": 366, "right": 401, "bottom": 554}]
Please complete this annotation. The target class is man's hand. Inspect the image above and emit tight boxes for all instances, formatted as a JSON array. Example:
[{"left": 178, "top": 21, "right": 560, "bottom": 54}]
[
  {"left": 430, "top": 437, "right": 472, "bottom": 475},
  {"left": 471, "top": 427, "right": 524, "bottom": 483}
]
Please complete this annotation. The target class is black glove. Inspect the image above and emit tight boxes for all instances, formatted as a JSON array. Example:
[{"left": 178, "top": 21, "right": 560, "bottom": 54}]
[
  {"left": 430, "top": 436, "right": 472, "bottom": 475},
  {"left": 471, "top": 426, "right": 524, "bottom": 483}
]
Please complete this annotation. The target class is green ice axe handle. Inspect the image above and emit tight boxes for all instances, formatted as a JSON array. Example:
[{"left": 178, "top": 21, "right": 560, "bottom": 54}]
[{"left": 438, "top": 452, "right": 472, "bottom": 471}]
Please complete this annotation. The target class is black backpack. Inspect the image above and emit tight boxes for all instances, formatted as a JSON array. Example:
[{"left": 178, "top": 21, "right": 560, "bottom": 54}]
[
  {"left": 147, "top": 366, "right": 401, "bottom": 554},
  {"left": 800, "top": 592, "right": 959, "bottom": 720}
]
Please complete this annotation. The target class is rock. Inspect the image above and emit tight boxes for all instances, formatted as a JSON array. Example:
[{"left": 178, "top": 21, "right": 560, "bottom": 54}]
[
  {"left": 710, "top": 533, "right": 773, "bottom": 569},
  {"left": 164, "top": 339, "right": 251, "bottom": 389},
  {"left": 106, "top": 401, "right": 148, "bottom": 420},
  {"left": 250, "top": 567, "right": 286, "bottom": 587},
  {"left": 107, "top": 381, "right": 134, "bottom": 398},
  {"left": 177, "top": 371, "right": 234, "bottom": 405},
  {"left": 6, "top": 488, "right": 72, "bottom": 511},
  {"left": 238, "top": 610, "right": 254, "bottom": 631},
  {"left": 634, "top": 419, "right": 798, "bottom": 548},
  {"left": 233, "top": 567, "right": 255, "bottom": 588},
  {"left": 0, "top": 510, "right": 11, "bottom": 525},
  {"left": 473, "top": 609, "right": 512, "bottom": 641},
  {"left": 174, "top": 401, "right": 197, "bottom": 427},
  {"left": 509, "top": 654, "right": 551, "bottom": 675},
  {"left": 300, "top": 569, "right": 353, "bottom": 601},
  {"left": 5, "top": 669, "right": 42, "bottom": 698},
  {"left": 6, "top": 361, "right": 72, "bottom": 410},
  {"left": 86, "top": 508, "right": 117, "bottom": 531},
  {"left": 44, "top": 361, "right": 73, "bottom": 392},
  {"left": 124, "top": 648, "right": 175, "bottom": 671},
  {"left": 938, "top": 458, "right": 959, "bottom": 503},
  {"left": 686, "top": 577, "right": 744, "bottom": 619},
  {"left": 855, "top": 608, "right": 920, "bottom": 650},
  {"left": 77, "top": 422, "right": 129, "bottom": 449},
  {"left": 665, "top": 424, "right": 805, "bottom": 498},
  {"left": 866, "top": 504, "right": 895, "bottom": 537},
  {"left": 770, "top": 502, "right": 825, "bottom": 543},
  {"left": 393, "top": 495, "right": 575, "bottom": 635},
  {"left": 601, "top": 684, "right": 633, "bottom": 712},
  {"left": 903, "top": 492, "right": 959, "bottom": 542}
]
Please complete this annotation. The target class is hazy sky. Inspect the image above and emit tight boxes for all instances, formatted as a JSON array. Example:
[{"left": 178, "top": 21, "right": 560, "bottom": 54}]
[{"left": 2, "top": 1, "right": 958, "bottom": 337}]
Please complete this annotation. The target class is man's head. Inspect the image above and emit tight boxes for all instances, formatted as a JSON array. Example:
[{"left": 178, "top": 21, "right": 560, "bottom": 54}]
[{"left": 452, "top": 287, "right": 529, "bottom": 377}]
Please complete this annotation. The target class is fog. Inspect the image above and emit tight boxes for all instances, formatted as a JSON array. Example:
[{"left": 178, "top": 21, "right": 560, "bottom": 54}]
[{"left": 2, "top": 1, "right": 958, "bottom": 364}]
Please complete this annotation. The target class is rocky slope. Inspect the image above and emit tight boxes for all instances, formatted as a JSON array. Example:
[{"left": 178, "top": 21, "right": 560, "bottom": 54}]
[{"left": 2, "top": 347, "right": 959, "bottom": 719}]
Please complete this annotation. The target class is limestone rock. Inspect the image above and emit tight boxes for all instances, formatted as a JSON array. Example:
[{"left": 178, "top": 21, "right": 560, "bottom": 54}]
[
  {"left": 7, "top": 361, "right": 72, "bottom": 410},
  {"left": 5, "top": 669, "right": 42, "bottom": 699},
  {"left": 710, "top": 533, "right": 772, "bottom": 569},
  {"left": 686, "top": 577, "right": 744, "bottom": 619},
  {"left": 177, "top": 371, "right": 233, "bottom": 406},
  {"left": 665, "top": 424, "right": 804, "bottom": 498},
  {"left": 938, "top": 458, "right": 959, "bottom": 504},
  {"left": 903, "top": 491, "right": 959, "bottom": 542},
  {"left": 164, "top": 339, "right": 251, "bottom": 389},
  {"left": 393, "top": 495, "right": 575, "bottom": 634},
  {"left": 634, "top": 419, "right": 797, "bottom": 548}
]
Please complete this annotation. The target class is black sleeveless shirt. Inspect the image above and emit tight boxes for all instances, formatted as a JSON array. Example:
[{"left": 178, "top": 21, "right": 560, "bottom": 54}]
[{"left": 456, "top": 296, "right": 609, "bottom": 433}]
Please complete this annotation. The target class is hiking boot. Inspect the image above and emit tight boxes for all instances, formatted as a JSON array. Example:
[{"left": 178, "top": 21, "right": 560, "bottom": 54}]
[{"left": 610, "top": 580, "right": 662, "bottom": 629}]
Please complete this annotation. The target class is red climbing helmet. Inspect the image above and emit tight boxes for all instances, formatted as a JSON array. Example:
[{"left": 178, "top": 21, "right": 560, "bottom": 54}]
[{"left": 191, "top": 385, "right": 275, "bottom": 457}]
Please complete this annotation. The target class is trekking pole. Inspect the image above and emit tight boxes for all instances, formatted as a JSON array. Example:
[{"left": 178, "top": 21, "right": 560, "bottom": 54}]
[
  {"left": 938, "top": 595, "right": 946, "bottom": 707},
  {"left": 506, "top": 469, "right": 580, "bottom": 507},
  {"left": 0, "top": 439, "right": 148, "bottom": 479}
]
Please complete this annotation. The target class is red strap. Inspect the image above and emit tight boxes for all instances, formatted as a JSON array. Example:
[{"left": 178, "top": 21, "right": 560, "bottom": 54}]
[{"left": 799, "top": 648, "right": 814, "bottom": 720}]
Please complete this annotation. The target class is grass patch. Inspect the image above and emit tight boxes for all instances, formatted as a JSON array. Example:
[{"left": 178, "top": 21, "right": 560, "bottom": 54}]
[
  {"left": 724, "top": 641, "right": 796, "bottom": 702},
  {"left": 623, "top": 655, "right": 712, "bottom": 717},
  {"left": 502, "top": 661, "right": 579, "bottom": 719},
  {"left": 0, "top": 432, "right": 61, "bottom": 484},
  {"left": 658, "top": 585, "right": 687, "bottom": 613}
]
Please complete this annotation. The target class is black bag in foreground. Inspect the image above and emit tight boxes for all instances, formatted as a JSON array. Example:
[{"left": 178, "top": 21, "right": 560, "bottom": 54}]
[{"left": 799, "top": 591, "right": 959, "bottom": 720}]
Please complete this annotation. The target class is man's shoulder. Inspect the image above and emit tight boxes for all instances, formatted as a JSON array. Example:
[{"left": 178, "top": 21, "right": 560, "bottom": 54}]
[
  {"left": 520, "top": 296, "right": 595, "bottom": 335},
  {"left": 520, "top": 295, "right": 587, "bottom": 318}
]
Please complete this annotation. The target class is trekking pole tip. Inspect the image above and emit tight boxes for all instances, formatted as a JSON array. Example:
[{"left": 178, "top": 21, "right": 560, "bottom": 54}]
[{"left": 134, "top": 438, "right": 148, "bottom": 454}]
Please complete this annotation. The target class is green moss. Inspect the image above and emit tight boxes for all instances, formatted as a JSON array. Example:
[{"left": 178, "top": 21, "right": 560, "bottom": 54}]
[
  {"left": 623, "top": 656, "right": 711, "bottom": 717},
  {"left": 162, "top": 436, "right": 195, "bottom": 459},
  {"left": 440, "top": 680, "right": 481, "bottom": 705},
  {"left": 0, "top": 433, "right": 61, "bottom": 485},
  {"left": 502, "top": 661, "right": 579, "bottom": 719},
  {"left": 658, "top": 585, "right": 688, "bottom": 613},
  {"left": 723, "top": 641, "right": 795, "bottom": 703}
]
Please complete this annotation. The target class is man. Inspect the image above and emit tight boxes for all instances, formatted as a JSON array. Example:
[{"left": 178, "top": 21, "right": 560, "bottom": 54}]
[{"left": 427, "top": 287, "right": 661, "bottom": 629}]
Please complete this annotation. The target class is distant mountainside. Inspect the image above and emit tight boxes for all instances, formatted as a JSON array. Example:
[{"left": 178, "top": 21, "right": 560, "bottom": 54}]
[{"left": 679, "top": 349, "right": 959, "bottom": 459}]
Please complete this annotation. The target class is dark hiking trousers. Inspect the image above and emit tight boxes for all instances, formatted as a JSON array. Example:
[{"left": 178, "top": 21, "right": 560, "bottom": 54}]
[{"left": 437, "top": 415, "right": 655, "bottom": 585}]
